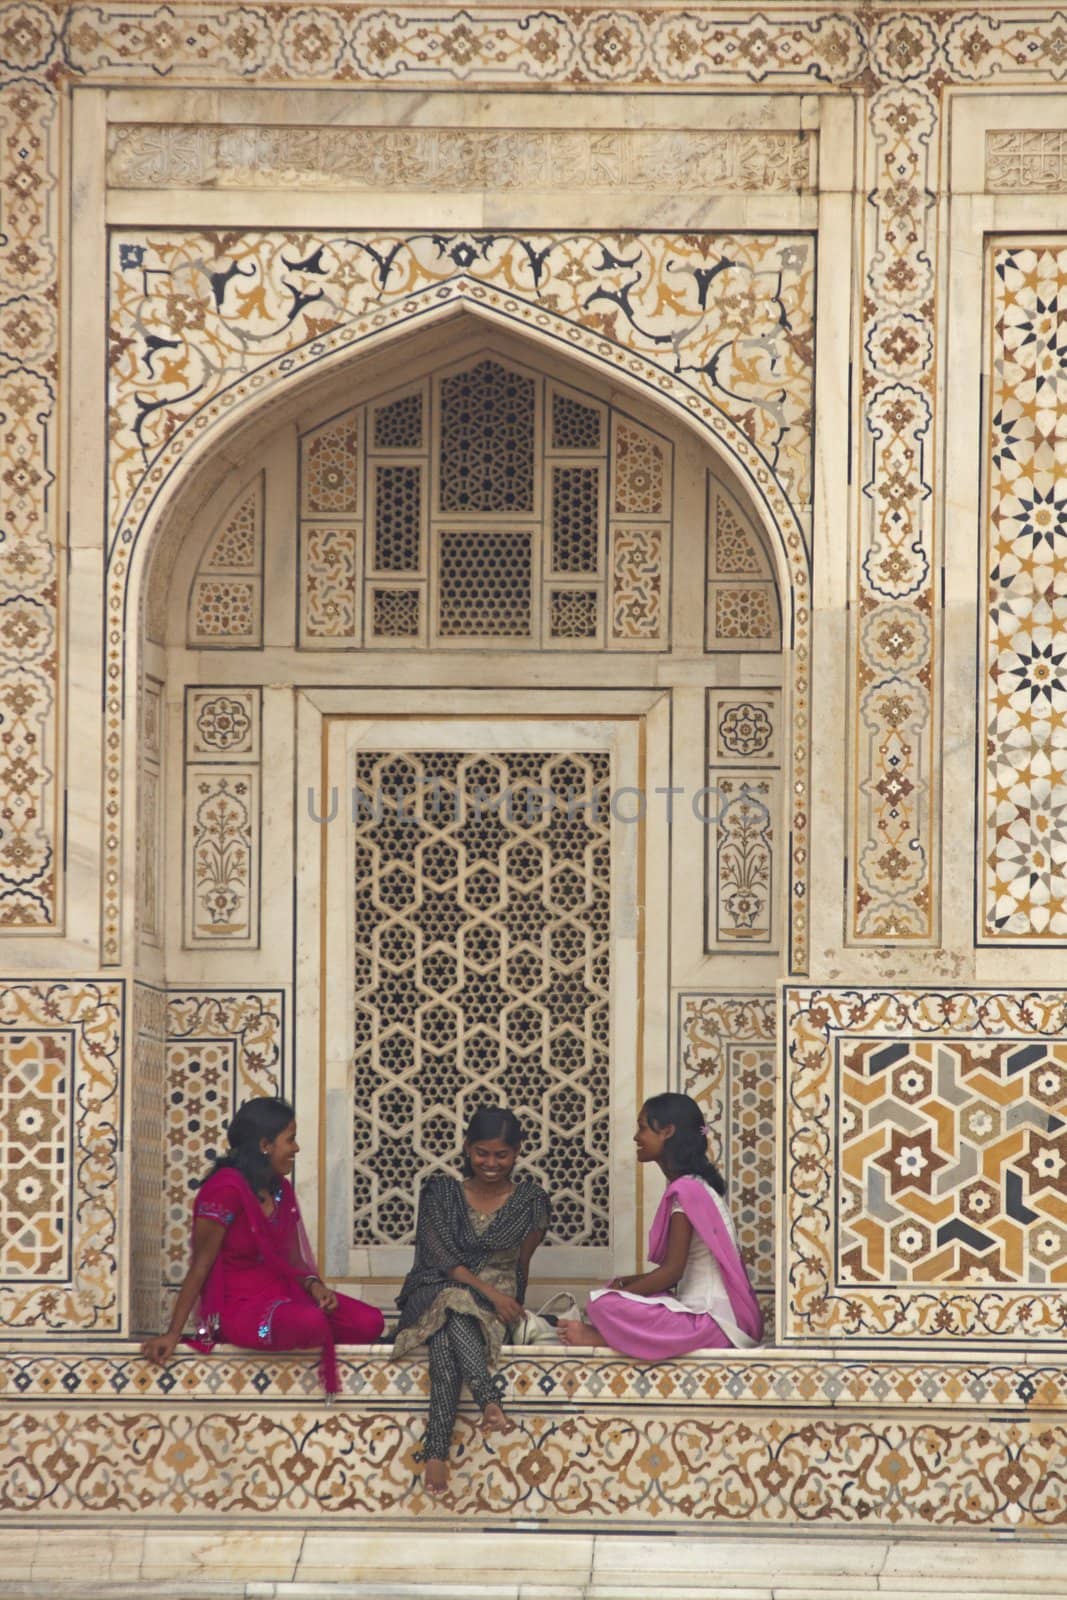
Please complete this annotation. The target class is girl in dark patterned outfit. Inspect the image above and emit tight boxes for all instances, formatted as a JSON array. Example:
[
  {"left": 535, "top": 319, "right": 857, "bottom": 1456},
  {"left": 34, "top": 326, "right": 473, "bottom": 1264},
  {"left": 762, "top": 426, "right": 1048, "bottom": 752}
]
[{"left": 393, "top": 1105, "right": 550, "bottom": 1497}]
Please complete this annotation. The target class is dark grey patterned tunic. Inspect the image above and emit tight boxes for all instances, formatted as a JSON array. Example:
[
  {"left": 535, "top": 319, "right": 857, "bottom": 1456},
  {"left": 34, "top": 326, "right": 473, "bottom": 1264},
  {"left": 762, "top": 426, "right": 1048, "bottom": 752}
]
[{"left": 393, "top": 1175, "right": 551, "bottom": 1364}]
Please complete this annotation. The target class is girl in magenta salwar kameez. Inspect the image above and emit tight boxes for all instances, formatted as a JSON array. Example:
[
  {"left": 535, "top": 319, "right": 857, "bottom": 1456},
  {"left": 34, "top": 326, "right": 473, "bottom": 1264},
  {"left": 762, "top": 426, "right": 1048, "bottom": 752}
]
[
  {"left": 560, "top": 1093, "right": 762, "bottom": 1357},
  {"left": 141, "top": 1097, "right": 384, "bottom": 1393}
]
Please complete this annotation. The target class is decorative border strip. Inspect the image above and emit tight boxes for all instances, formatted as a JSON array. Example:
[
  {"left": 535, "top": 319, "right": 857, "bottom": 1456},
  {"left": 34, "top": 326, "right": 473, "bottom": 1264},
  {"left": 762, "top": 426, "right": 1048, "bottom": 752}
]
[
  {"left": 0, "top": 981, "right": 124, "bottom": 1332},
  {"left": 2, "top": 1346, "right": 1065, "bottom": 1411},
  {"left": 3, "top": 1403, "right": 1064, "bottom": 1526}
]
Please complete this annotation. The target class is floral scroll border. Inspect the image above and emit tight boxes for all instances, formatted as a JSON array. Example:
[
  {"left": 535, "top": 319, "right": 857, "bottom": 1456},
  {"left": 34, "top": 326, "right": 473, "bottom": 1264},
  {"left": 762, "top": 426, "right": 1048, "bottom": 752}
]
[
  {"left": 0, "top": 979, "right": 124, "bottom": 1333},
  {"left": 782, "top": 985, "right": 1067, "bottom": 1342},
  {"left": 4, "top": 4, "right": 1067, "bottom": 957},
  {"left": 3, "top": 1402, "right": 1066, "bottom": 1528}
]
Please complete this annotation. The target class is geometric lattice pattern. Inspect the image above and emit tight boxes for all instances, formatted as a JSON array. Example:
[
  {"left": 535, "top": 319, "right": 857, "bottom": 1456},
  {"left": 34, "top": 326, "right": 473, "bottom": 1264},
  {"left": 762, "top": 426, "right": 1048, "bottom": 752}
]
[
  {"left": 612, "top": 419, "right": 666, "bottom": 516},
  {"left": 706, "top": 484, "right": 781, "bottom": 652},
  {"left": 162, "top": 992, "right": 285, "bottom": 1292},
  {"left": 0, "top": 1030, "right": 71, "bottom": 1281},
  {"left": 784, "top": 987, "right": 1067, "bottom": 1340},
  {"left": 187, "top": 476, "right": 263, "bottom": 648},
  {"left": 438, "top": 360, "right": 535, "bottom": 514},
  {"left": 550, "top": 466, "right": 601, "bottom": 573},
  {"left": 370, "top": 585, "right": 422, "bottom": 642},
  {"left": 373, "top": 390, "right": 424, "bottom": 451},
  {"left": 551, "top": 390, "right": 603, "bottom": 452},
  {"left": 351, "top": 750, "right": 611, "bottom": 1248},
  {"left": 297, "top": 358, "right": 683, "bottom": 652},
  {"left": 841, "top": 1037, "right": 1067, "bottom": 1287},
  {"left": 437, "top": 529, "right": 534, "bottom": 638},
  {"left": 982, "top": 245, "right": 1067, "bottom": 939},
  {"left": 609, "top": 524, "right": 667, "bottom": 646},
  {"left": 0, "top": 981, "right": 123, "bottom": 1333},
  {"left": 373, "top": 464, "right": 422, "bottom": 572},
  {"left": 679, "top": 994, "right": 776, "bottom": 1334},
  {"left": 549, "top": 587, "right": 598, "bottom": 641}
]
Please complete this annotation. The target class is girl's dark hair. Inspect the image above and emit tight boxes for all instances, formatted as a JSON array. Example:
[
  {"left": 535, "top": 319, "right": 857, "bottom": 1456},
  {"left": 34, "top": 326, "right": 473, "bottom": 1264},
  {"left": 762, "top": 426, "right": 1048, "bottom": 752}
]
[
  {"left": 207, "top": 1096, "right": 295, "bottom": 1194},
  {"left": 461, "top": 1104, "right": 523, "bottom": 1178},
  {"left": 642, "top": 1092, "right": 725, "bottom": 1196}
]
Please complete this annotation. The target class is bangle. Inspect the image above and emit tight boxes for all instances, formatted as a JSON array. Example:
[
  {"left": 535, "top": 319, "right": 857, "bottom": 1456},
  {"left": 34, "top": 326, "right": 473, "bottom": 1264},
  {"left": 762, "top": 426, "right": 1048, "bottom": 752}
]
[{"left": 303, "top": 1274, "right": 322, "bottom": 1289}]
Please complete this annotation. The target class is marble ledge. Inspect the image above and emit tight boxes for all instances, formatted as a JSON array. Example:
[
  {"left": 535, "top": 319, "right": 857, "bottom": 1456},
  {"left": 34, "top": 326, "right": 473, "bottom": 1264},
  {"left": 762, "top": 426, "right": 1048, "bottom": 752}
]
[
  {"left": 5, "top": 1340, "right": 1067, "bottom": 1411},
  {"left": 100, "top": 87, "right": 823, "bottom": 134},
  {"left": 5, "top": 1528, "right": 1067, "bottom": 1599}
]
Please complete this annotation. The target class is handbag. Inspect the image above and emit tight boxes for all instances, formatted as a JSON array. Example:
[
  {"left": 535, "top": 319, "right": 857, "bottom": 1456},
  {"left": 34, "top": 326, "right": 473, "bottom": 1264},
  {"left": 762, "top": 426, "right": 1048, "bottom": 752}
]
[{"left": 510, "top": 1290, "right": 581, "bottom": 1345}]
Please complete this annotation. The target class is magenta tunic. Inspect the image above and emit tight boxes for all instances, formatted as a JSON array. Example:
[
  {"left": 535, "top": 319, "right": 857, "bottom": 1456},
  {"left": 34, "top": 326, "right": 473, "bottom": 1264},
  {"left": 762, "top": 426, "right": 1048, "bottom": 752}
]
[{"left": 185, "top": 1167, "right": 383, "bottom": 1392}]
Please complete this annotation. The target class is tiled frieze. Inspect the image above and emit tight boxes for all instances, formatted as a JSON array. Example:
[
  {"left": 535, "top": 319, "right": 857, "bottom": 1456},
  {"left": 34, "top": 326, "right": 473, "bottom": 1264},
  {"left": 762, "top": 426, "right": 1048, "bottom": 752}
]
[
  {"left": 65, "top": 8, "right": 866, "bottom": 84},
  {"left": 0, "top": 981, "right": 123, "bottom": 1332},
  {"left": 6, "top": 1346, "right": 1067, "bottom": 1413},
  {"left": 679, "top": 995, "right": 777, "bottom": 1326},
  {"left": 783, "top": 987, "right": 1067, "bottom": 1340},
  {"left": 3, "top": 1399, "right": 1067, "bottom": 1527},
  {"left": 106, "top": 125, "right": 817, "bottom": 195},
  {"left": 162, "top": 990, "right": 285, "bottom": 1289},
  {"left": 986, "top": 130, "right": 1067, "bottom": 192},
  {"left": 982, "top": 245, "right": 1067, "bottom": 941}
]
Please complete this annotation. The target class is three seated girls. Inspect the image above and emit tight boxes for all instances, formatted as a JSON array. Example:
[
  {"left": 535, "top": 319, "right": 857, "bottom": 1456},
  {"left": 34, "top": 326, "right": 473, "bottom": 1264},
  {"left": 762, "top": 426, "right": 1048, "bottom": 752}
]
[{"left": 143, "top": 1091, "right": 762, "bottom": 1496}]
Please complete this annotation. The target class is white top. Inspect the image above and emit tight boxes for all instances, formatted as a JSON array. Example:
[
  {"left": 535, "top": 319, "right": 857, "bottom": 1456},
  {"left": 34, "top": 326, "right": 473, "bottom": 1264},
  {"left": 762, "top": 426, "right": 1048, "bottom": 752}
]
[{"left": 589, "top": 1179, "right": 757, "bottom": 1349}]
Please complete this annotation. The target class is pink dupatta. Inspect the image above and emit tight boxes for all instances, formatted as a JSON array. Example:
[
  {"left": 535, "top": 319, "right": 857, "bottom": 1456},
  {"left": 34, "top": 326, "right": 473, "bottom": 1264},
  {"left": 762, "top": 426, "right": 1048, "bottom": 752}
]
[
  {"left": 184, "top": 1167, "right": 340, "bottom": 1393},
  {"left": 648, "top": 1176, "right": 763, "bottom": 1345}
]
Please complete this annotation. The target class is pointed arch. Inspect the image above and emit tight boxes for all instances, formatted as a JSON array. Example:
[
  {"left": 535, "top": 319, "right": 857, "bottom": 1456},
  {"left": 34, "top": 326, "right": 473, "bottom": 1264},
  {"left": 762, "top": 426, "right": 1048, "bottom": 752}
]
[{"left": 110, "top": 283, "right": 811, "bottom": 973}]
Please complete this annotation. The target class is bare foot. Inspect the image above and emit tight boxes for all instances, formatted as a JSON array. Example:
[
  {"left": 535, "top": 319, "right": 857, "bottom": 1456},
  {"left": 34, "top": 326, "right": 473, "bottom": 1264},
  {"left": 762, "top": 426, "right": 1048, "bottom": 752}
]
[
  {"left": 423, "top": 1458, "right": 450, "bottom": 1497},
  {"left": 480, "top": 1401, "right": 515, "bottom": 1436},
  {"left": 558, "top": 1319, "right": 603, "bottom": 1347}
]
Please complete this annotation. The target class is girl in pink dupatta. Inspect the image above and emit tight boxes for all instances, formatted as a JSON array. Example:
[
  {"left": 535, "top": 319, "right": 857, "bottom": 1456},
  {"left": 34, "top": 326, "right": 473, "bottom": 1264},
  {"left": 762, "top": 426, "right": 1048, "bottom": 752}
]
[
  {"left": 561, "top": 1093, "right": 762, "bottom": 1357},
  {"left": 141, "top": 1097, "right": 384, "bottom": 1393}
]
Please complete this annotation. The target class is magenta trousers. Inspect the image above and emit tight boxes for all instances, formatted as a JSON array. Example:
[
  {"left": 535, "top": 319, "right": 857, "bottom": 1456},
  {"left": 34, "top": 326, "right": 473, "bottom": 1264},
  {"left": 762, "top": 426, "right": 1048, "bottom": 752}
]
[
  {"left": 220, "top": 1289, "right": 384, "bottom": 1352},
  {"left": 585, "top": 1290, "right": 733, "bottom": 1359}
]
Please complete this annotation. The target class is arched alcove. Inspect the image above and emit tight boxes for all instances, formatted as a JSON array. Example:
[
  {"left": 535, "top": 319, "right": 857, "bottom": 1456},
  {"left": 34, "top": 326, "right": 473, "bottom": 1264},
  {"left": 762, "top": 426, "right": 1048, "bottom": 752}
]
[{"left": 128, "top": 312, "right": 797, "bottom": 1333}]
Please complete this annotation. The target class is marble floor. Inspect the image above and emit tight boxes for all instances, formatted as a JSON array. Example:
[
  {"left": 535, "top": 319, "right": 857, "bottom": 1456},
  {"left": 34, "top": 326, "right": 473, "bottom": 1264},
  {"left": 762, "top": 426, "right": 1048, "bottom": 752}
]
[{"left": 5, "top": 1531, "right": 1067, "bottom": 1600}]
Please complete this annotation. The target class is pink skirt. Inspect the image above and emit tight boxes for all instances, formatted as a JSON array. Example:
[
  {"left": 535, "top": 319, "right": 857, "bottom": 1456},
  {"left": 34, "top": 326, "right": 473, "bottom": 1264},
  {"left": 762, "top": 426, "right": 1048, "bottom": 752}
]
[{"left": 584, "top": 1289, "right": 733, "bottom": 1359}]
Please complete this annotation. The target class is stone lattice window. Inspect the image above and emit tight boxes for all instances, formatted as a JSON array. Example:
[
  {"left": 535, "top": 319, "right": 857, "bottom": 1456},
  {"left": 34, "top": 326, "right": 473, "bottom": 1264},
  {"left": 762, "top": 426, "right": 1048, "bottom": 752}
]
[
  {"left": 296, "top": 357, "right": 674, "bottom": 650},
  {"left": 350, "top": 749, "right": 612, "bottom": 1248}
]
